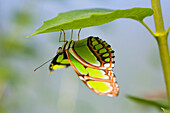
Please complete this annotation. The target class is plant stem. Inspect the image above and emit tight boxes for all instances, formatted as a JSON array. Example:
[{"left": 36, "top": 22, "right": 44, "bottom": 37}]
[
  {"left": 151, "top": 0, "right": 170, "bottom": 108},
  {"left": 166, "top": 26, "right": 170, "bottom": 34},
  {"left": 151, "top": 0, "right": 165, "bottom": 32},
  {"left": 157, "top": 35, "right": 170, "bottom": 105},
  {"left": 140, "top": 21, "right": 155, "bottom": 37}
]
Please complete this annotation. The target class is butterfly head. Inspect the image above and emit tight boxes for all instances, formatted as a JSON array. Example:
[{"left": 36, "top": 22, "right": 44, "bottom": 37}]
[
  {"left": 57, "top": 47, "right": 63, "bottom": 54},
  {"left": 56, "top": 41, "right": 70, "bottom": 54},
  {"left": 49, "top": 42, "right": 70, "bottom": 74}
]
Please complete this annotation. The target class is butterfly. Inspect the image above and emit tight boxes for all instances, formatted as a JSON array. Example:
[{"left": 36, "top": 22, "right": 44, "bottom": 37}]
[{"left": 48, "top": 33, "right": 119, "bottom": 97}]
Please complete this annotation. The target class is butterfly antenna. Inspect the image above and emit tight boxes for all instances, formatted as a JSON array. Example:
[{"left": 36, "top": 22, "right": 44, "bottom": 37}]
[{"left": 34, "top": 58, "right": 53, "bottom": 72}]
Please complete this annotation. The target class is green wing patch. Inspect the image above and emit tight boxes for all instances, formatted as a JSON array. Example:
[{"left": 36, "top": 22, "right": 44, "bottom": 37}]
[
  {"left": 66, "top": 50, "right": 119, "bottom": 96},
  {"left": 87, "top": 81, "right": 112, "bottom": 93},
  {"left": 73, "top": 38, "right": 101, "bottom": 66}
]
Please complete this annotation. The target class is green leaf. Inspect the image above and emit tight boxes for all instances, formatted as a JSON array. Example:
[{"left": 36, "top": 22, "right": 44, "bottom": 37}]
[
  {"left": 27, "top": 7, "right": 153, "bottom": 38},
  {"left": 127, "top": 95, "right": 169, "bottom": 110},
  {"left": 162, "top": 108, "right": 170, "bottom": 113}
]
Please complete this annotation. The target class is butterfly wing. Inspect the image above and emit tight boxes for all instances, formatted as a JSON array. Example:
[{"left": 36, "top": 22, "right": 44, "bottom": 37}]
[
  {"left": 49, "top": 36, "right": 119, "bottom": 96},
  {"left": 49, "top": 51, "right": 70, "bottom": 71},
  {"left": 65, "top": 51, "right": 119, "bottom": 96},
  {"left": 69, "top": 36, "right": 115, "bottom": 70}
]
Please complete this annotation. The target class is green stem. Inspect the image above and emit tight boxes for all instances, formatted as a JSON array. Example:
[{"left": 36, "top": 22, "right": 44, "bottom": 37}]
[
  {"left": 151, "top": 0, "right": 165, "bottom": 32},
  {"left": 166, "top": 26, "right": 170, "bottom": 34},
  {"left": 157, "top": 35, "right": 170, "bottom": 105},
  {"left": 151, "top": 0, "right": 170, "bottom": 108},
  {"left": 139, "top": 21, "right": 155, "bottom": 37}
]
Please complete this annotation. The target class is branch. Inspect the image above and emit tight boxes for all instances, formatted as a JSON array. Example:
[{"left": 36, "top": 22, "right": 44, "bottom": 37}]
[
  {"left": 166, "top": 25, "right": 170, "bottom": 35},
  {"left": 139, "top": 21, "right": 155, "bottom": 37}
]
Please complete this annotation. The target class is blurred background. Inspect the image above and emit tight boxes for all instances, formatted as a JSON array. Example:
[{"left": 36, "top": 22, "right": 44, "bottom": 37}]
[{"left": 0, "top": 0, "right": 170, "bottom": 113}]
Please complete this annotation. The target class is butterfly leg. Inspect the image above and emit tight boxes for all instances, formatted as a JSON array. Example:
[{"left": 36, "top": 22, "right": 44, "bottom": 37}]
[
  {"left": 71, "top": 29, "right": 73, "bottom": 40},
  {"left": 59, "top": 31, "right": 63, "bottom": 42},
  {"left": 78, "top": 28, "right": 81, "bottom": 41},
  {"left": 59, "top": 29, "right": 66, "bottom": 42}
]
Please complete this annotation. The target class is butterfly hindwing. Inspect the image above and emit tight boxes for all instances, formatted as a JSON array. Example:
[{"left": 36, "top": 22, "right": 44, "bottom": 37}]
[{"left": 66, "top": 50, "right": 119, "bottom": 96}]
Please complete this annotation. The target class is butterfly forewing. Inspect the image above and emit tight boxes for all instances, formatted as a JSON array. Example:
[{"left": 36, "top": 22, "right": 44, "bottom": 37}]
[{"left": 69, "top": 36, "right": 115, "bottom": 70}]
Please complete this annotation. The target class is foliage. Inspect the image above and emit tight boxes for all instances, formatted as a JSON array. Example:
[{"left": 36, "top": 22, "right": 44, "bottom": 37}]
[
  {"left": 0, "top": 8, "right": 36, "bottom": 112},
  {"left": 127, "top": 95, "right": 169, "bottom": 110},
  {"left": 27, "top": 7, "right": 153, "bottom": 38},
  {"left": 162, "top": 108, "right": 170, "bottom": 113}
]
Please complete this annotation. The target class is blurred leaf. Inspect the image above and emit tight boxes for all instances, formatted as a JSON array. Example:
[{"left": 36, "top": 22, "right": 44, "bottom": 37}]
[
  {"left": 127, "top": 95, "right": 169, "bottom": 110},
  {"left": 0, "top": 80, "right": 7, "bottom": 100},
  {"left": 0, "top": 64, "right": 21, "bottom": 86},
  {"left": 162, "top": 108, "right": 170, "bottom": 113},
  {"left": 0, "top": 106, "right": 9, "bottom": 113},
  {"left": 13, "top": 10, "right": 32, "bottom": 26},
  {"left": 0, "top": 38, "right": 36, "bottom": 58},
  {"left": 27, "top": 7, "right": 153, "bottom": 37}
]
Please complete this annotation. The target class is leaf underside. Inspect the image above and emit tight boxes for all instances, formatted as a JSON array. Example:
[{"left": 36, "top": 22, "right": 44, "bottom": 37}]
[
  {"left": 27, "top": 7, "right": 153, "bottom": 38},
  {"left": 127, "top": 95, "right": 169, "bottom": 110}
]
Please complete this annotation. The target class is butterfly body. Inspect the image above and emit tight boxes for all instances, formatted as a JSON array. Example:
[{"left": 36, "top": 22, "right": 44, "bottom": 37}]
[{"left": 50, "top": 36, "right": 119, "bottom": 97}]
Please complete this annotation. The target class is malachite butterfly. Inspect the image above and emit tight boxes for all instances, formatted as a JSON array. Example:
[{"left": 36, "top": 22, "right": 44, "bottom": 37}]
[{"left": 49, "top": 36, "right": 119, "bottom": 97}]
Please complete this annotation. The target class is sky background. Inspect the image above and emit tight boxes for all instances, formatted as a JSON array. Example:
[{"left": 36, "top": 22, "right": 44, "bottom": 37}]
[{"left": 0, "top": 0, "right": 170, "bottom": 113}]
